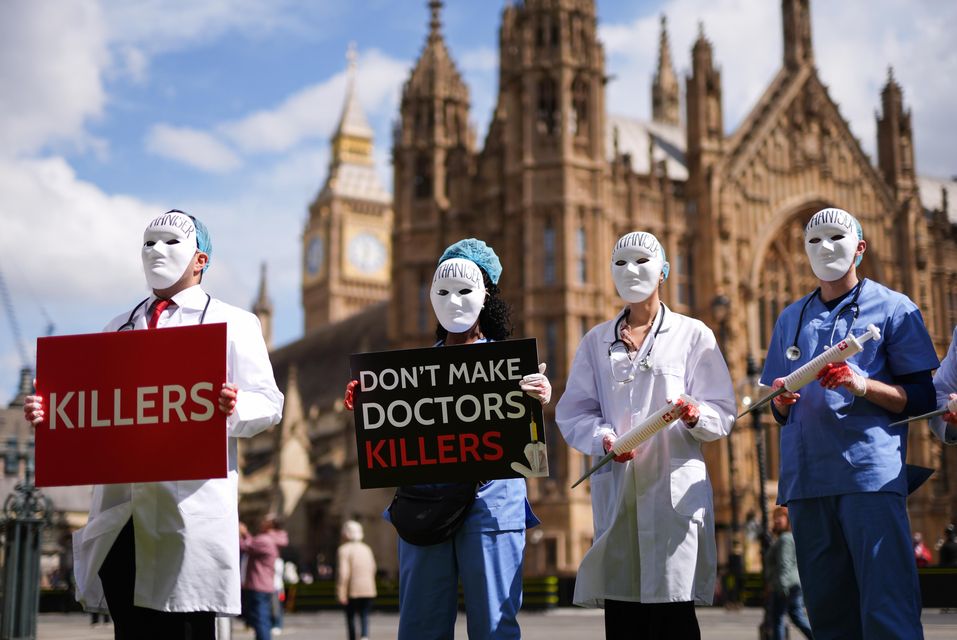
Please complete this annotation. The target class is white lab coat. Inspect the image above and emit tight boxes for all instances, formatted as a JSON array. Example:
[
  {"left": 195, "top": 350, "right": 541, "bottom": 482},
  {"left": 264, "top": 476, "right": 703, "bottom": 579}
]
[
  {"left": 72, "top": 285, "right": 283, "bottom": 615},
  {"left": 931, "top": 325, "right": 957, "bottom": 444},
  {"left": 555, "top": 304, "right": 734, "bottom": 607}
]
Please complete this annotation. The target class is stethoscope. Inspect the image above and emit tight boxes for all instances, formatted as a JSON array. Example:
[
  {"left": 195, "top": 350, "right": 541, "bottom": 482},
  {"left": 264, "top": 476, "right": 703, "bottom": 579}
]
[
  {"left": 608, "top": 302, "right": 666, "bottom": 381},
  {"left": 785, "top": 279, "right": 865, "bottom": 361},
  {"left": 117, "top": 294, "right": 211, "bottom": 331}
]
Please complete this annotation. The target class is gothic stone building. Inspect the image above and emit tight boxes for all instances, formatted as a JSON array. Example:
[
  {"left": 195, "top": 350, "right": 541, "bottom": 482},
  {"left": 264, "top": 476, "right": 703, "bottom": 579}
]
[{"left": 243, "top": 0, "right": 957, "bottom": 579}]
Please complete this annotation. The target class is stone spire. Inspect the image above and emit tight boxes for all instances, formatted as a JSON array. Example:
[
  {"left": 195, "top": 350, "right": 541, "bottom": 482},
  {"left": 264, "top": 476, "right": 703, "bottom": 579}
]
[
  {"left": 782, "top": 0, "right": 813, "bottom": 70},
  {"left": 403, "top": 0, "right": 469, "bottom": 111},
  {"left": 331, "top": 42, "right": 374, "bottom": 166},
  {"left": 652, "top": 14, "right": 680, "bottom": 126},
  {"left": 253, "top": 262, "right": 273, "bottom": 349},
  {"left": 877, "top": 65, "right": 916, "bottom": 197}
]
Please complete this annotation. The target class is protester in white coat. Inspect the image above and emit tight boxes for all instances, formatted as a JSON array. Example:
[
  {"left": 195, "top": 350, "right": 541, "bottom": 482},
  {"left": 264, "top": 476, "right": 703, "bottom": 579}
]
[
  {"left": 556, "top": 231, "right": 735, "bottom": 640},
  {"left": 24, "top": 210, "right": 283, "bottom": 640}
]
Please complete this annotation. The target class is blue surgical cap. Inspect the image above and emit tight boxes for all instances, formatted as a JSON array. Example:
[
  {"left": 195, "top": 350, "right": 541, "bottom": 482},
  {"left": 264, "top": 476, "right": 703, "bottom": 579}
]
[
  {"left": 167, "top": 209, "right": 212, "bottom": 272},
  {"left": 438, "top": 238, "right": 502, "bottom": 285}
]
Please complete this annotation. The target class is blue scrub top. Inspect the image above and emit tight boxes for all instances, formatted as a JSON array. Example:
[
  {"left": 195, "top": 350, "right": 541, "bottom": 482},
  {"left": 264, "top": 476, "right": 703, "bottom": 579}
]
[{"left": 761, "top": 279, "right": 939, "bottom": 502}]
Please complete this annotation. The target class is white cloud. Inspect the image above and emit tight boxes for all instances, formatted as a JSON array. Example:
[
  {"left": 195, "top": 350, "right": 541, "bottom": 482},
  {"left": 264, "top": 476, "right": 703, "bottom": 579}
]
[
  {"left": 0, "top": 0, "right": 109, "bottom": 158},
  {"left": 599, "top": 0, "right": 957, "bottom": 177},
  {"left": 220, "top": 48, "right": 407, "bottom": 155},
  {"left": 145, "top": 124, "right": 242, "bottom": 173},
  {"left": 101, "top": 0, "right": 339, "bottom": 57},
  {"left": 0, "top": 157, "right": 152, "bottom": 307}
]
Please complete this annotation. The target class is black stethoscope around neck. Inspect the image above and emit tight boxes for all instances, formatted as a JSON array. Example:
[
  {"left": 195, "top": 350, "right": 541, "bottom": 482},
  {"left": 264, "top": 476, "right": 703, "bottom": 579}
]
[
  {"left": 609, "top": 302, "right": 666, "bottom": 379},
  {"left": 117, "top": 294, "right": 211, "bottom": 331},
  {"left": 786, "top": 279, "right": 865, "bottom": 361}
]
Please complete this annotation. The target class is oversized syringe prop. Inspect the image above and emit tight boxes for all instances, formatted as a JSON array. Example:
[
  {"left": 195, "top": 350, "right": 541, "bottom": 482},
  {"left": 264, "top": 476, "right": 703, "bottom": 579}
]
[
  {"left": 888, "top": 396, "right": 957, "bottom": 427},
  {"left": 736, "top": 323, "right": 882, "bottom": 420},
  {"left": 571, "top": 394, "right": 697, "bottom": 489}
]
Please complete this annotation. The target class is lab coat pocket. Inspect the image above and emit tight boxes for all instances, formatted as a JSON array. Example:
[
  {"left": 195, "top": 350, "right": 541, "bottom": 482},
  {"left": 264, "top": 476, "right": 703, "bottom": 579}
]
[
  {"left": 175, "top": 479, "right": 230, "bottom": 518},
  {"left": 652, "top": 365, "right": 685, "bottom": 400},
  {"left": 670, "top": 458, "right": 707, "bottom": 520}
]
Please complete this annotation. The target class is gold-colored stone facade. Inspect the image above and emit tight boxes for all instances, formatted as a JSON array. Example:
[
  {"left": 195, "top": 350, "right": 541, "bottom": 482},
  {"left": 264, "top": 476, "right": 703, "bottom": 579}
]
[{"left": 248, "top": 0, "right": 957, "bottom": 579}]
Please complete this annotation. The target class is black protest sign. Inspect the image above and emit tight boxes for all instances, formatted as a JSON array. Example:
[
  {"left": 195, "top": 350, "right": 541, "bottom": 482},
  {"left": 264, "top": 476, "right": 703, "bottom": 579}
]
[{"left": 349, "top": 339, "right": 549, "bottom": 488}]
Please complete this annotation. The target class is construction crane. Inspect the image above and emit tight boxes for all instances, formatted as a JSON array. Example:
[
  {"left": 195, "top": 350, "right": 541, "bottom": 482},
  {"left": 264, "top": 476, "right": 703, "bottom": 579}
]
[{"left": 0, "top": 263, "right": 29, "bottom": 370}]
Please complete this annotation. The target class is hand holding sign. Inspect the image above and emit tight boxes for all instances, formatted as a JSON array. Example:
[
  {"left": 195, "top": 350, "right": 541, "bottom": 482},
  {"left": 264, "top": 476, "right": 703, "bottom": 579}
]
[
  {"left": 520, "top": 363, "right": 552, "bottom": 405},
  {"left": 344, "top": 379, "right": 359, "bottom": 411},
  {"left": 24, "top": 380, "right": 43, "bottom": 426},
  {"left": 219, "top": 383, "right": 239, "bottom": 416}
]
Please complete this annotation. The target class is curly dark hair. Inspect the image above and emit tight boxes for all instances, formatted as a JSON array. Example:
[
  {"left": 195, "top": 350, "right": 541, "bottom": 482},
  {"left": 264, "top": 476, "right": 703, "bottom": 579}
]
[{"left": 435, "top": 268, "right": 513, "bottom": 342}]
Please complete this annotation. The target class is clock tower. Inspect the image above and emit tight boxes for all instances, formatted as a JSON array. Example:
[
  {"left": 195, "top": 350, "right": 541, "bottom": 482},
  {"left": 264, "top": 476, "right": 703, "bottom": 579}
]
[{"left": 302, "top": 44, "right": 393, "bottom": 332}]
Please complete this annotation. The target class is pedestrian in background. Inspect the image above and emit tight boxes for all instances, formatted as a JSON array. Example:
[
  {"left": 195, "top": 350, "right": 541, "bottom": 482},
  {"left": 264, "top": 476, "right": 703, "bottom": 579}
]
[
  {"left": 913, "top": 532, "right": 932, "bottom": 567},
  {"left": 336, "top": 520, "right": 377, "bottom": 640},
  {"left": 240, "top": 515, "right": 289, "bottom": 640},
  {"left": 765, "top": 507, "right": 813, "bottom": 640}
]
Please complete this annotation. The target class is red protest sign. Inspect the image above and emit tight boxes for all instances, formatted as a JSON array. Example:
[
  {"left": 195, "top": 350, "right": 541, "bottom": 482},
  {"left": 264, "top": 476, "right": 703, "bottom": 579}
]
[{"left": 34, "top": 323, "right": 227, "bottom": 487}]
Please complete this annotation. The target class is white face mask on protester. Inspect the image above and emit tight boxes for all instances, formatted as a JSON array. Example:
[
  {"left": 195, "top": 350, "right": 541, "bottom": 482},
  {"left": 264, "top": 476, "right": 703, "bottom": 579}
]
[
  {"left": 804, "top": 208, "right": 862, "bottom": 282},
  {"left": 141, "top": 211, "right": 199, "bottom": 290},
  {"left": 611, "top": 232, "right": 668, "bottom": 303},
  {"left": 430, "top": 258, "right": 487, "bottom": 334}
]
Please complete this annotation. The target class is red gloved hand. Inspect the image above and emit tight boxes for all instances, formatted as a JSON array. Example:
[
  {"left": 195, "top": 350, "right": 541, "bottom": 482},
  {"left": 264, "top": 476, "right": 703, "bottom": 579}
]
[
  {"left": 603, "top": 432, "right": 636, "bottom": 463},
  {"left": 771, "top": 378, "right": 799, "bottom": 409},
  {"left": 943, "top": 393, "right": 957, "bottom": 426},
  {"left": 344, "top": 379, "right": 359, "bottom": 411},
  {"left": 674, "top": 397, "right": 700, "bottom": 428},
  {"left": 816, "top": 362, "right": 867, "bottom": 396},
  {"left": 219, "top": 383, "right": 238, "bottom": 416}
]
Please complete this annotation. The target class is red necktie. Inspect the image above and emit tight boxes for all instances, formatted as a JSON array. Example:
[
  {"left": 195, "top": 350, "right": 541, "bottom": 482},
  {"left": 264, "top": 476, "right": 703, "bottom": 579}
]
[{"left": 148, "top": 299, "right": 172, "bottom": 330}]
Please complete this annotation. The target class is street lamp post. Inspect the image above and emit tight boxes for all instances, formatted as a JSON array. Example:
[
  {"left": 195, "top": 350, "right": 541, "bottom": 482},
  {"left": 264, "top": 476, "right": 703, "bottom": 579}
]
[
  {"left": 1, "top": 438, "right": 52, "bottom": 640},
  {"left": 747, "top": 355, "right": 771, "bottom": 558}
]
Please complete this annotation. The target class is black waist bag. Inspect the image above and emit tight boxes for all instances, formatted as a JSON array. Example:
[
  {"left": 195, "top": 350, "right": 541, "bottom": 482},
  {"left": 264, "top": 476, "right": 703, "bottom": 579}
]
[{"left": 388, "top": 483, "right": 478, "bottom": 546}]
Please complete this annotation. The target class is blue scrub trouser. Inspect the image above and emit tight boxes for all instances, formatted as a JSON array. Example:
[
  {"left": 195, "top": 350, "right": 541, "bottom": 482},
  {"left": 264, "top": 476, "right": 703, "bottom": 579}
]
[
  {"left": 397, "top": 529, "right": 524, "bottom": 640},
  {"left": 788, "top": 493, "right": 924, "bottom": 640}
]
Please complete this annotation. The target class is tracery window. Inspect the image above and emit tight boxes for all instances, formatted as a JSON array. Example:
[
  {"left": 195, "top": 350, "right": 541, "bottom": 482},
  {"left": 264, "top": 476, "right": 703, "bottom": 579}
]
[
  {"left": 543, "top": 221, "right": 556, "bottom": 284},
  {"left": 537, "top": 76, "right": 558, "bottom": 136},
  {"left": 414, "top": 154, "right": 432, "bottom": 199},
  {"left": 571, "top": 76, "right": 589, "bottom": 139}
]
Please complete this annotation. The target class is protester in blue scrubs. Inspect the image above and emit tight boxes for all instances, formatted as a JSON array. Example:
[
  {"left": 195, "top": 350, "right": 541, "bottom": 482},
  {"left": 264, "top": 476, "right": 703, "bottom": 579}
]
[
  {"left": 761, "top": 207, "right": 938, "bottom": 640},
  {"left": 344, "top": 239, "right": 547, "bottom": 640}
]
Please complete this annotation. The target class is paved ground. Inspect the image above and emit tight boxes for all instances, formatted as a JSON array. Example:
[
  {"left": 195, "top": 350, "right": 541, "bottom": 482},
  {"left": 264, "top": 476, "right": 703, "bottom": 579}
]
[{"left": 37, "top": 607, "right": 957, "bottom": 639}]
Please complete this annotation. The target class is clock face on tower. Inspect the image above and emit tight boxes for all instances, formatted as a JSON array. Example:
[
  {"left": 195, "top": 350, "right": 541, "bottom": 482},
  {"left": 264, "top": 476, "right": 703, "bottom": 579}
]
[
  {"left": 306, "top": 236, "right": 324, "bottom": 276},
  {"left": 347, "top": 231, "right": 387, "bottom": 276}
]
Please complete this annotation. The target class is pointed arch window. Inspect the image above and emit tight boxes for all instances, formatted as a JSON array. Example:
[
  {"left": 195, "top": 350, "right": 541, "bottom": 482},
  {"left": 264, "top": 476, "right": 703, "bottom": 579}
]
[
  {"left": 543, "top": 220, "right": 556, "bottom": 285},
  {"left": 537, "top": 76, "right": 558, "bottom": 136},
  {"left": 576, "top": 223, "right": 587, "bottom": 283},
  {"left": 414, "top": 154, "right": 432, "bottom": 199},
  {"left": 572, "top": 76, "right": 589, "bottom": 139}
]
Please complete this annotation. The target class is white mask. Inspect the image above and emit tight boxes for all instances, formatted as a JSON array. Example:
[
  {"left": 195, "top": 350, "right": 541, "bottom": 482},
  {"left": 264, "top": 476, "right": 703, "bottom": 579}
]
[
  {"left": 804, "top": 208, "right": 861, "bottom": 282},
  {"left": 611, "top": 232, "right": 667, "bottom": 303},
  {"left": 430, "top": 258, "right": 486, "bottom": 334},
  {"left": 141, "top": 212, "right": 198, "bottom": 290}
]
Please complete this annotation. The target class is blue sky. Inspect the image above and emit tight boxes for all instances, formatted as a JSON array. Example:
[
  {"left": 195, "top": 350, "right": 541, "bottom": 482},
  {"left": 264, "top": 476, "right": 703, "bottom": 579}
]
[{"left": 1, "top": 0, "right": 955, "bottom": 405}]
